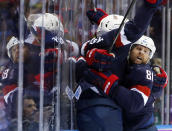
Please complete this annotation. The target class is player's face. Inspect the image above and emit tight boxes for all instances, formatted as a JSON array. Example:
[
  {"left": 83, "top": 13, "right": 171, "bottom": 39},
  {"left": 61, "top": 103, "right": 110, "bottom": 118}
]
[
  {"left": 129, "top": 45, "right": 151, "bottom": 64},
  {"left": 23, "top": 99, "right": 37, "bottom": 120},
  {"left": 11, "top": 45, "right": 30, "bottom": 63}
]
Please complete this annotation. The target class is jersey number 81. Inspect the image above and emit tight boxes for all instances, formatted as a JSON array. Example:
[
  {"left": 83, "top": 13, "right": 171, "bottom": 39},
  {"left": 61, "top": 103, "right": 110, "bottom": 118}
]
[{"left": 146, "top": 70, "right": 153, "bottom": 81}]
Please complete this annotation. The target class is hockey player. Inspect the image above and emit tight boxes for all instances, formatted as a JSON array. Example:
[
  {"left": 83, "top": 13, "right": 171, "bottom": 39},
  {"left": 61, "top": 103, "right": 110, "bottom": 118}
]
[
  {"left": 83, "top": 35, "right": 167, "bottom": 131},
  {"left": 0, "top": 36, "right": 39, "bottom": 121},
  {"left": 75, "top": 0, "right": 167, "bottom": 131},
  {"left": 1, "top": 36, "right": 33, "bottom": 104}
]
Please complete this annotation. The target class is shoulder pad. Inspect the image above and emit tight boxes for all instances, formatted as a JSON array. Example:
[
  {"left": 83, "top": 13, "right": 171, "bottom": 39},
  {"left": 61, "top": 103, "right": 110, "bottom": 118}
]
[{"left": 126, "top": 64, "right": 153, "bottom": 86}]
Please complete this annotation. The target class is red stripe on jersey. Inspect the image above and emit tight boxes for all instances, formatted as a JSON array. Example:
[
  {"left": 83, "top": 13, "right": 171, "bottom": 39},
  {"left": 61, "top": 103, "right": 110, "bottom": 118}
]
[
  {"left": 3, "top": 84, "right": 17, "bottom": 95},
  {"left": 34, "top": 72, "right": 53, "bottom": 82},
  {"left": 131, "top": 85, "right": 151, "bottom": 97},
  {"left": 34, "top": 72, "right": 54, "bottom": 90},
  {"left": 115, "top": 34, "right": 124, "bottom": 48}
]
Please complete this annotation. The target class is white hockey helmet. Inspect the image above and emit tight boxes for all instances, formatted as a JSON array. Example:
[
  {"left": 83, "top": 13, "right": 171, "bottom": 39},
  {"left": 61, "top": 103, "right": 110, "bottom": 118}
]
[
  {"left": 66, "top": 40, "right": 79, "bottom": 57},
  {"left": 33, "top": 13, "right": 64, "bottom": 37},
  {"left": 6, "top": 36, "right": 20, "bottom": 58},
  {"left": 132, "top": 35, "right": 156, "bottom": 59},
  {"left": 96, "top": 14, "right": 129, "bottom": 37}
]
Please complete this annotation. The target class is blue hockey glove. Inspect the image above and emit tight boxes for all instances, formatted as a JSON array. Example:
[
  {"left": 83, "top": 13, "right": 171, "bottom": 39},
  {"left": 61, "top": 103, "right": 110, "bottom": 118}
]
[
  {"left": 152, "top": 66, "right": 168, "bottom": 98},
  {"left": 83, "top": 69, "right": 119, "bottom": 96},
  {"left": 43, "top": 48, "right": 63, "bottom": 72},
  {"left": 85, "top": 48, "right": 115, "bottom": 71},
  {"left": 86, "top": 8, "right": 108, "bottom": 25},
  {"left": 68, "top": 56, "right": 88, "bottom": 82}
]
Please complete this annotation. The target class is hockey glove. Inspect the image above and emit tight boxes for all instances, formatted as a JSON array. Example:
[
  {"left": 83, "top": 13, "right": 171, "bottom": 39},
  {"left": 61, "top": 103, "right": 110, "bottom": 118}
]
[
  {"left": 152, "top": 66, "right": 168, "bottom": 98},
  {"left": 85, "top": 48, "right": 115, "bottom": 71},
  {"left": 43, "top": 48, "right": 65, "bottom": 72},
  {"left": 68, "top": 56, "right": 88, "bottom": 83},
  {"left": 66, "top": 40, "right": 79, "bottom": 57},
  {"left": 44, "top": 48, "right": 59, "bottom": 61},
  {"left": 145, "top": 0, "right": 167, "bottom": 7},
  {"left": 83, "top": 69, "right": 119, "bottom": 96},
  {"left": 86, "top": 8, "right": 108, "bottom": 25}
]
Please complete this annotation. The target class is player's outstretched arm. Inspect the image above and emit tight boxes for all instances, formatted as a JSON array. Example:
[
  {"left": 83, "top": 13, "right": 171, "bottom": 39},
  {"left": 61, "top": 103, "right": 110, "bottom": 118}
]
[{"left": 81, "top": 0, "right": 164, "bottom": 55}]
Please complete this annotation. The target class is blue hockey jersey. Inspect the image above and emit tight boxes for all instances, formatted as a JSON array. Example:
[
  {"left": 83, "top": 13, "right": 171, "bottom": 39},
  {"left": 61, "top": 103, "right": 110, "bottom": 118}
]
[
  {"left": 111, "top": 64, "right": 154, "bottom": 130},
  {"left": 0, "top": 44, "right": 61, "bottom": 119},
  {"left": 0, "top": 44, "right": 62, "bottom": 104}
]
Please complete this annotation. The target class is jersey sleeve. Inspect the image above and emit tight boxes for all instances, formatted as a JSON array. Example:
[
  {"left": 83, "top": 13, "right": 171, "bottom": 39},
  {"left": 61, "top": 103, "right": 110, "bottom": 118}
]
[
  {"left": 111, "top": 65, "right": 153, "bottom": 113},
  {"left": 0, "top": 65, "right": 18, "bottom": 103},
  {"left": 124, "top": 0, "right": 159, "bottom": 42},
  {"left": 81, "top": 0, "right": 160, "bottom": 56}
]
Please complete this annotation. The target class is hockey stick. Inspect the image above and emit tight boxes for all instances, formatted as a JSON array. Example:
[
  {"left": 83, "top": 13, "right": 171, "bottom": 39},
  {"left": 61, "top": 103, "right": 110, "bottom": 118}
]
[
  {"left": 108, "top": 0, "right": 137, "bottom": 53},
  {"left": 48, "top": 0, "right": 55, "bottom": 13},
  {"left": 90, "top": 0, "right": 97, "bottom": 12}
]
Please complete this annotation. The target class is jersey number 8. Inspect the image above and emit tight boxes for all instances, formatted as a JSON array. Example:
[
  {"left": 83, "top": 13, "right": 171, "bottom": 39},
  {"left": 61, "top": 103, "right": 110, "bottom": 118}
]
[
  {"left": 2, "top": 69, "right": 9, "bottom": 80},
  {"left": 146, "top": 70, "right": 153, "bottom": 81}
]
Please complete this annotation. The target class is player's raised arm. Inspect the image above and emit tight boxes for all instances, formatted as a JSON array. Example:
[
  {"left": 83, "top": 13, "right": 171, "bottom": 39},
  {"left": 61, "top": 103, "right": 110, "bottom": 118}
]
[{"left": 81, "top": 0, "right": 165, "bottom": 56}]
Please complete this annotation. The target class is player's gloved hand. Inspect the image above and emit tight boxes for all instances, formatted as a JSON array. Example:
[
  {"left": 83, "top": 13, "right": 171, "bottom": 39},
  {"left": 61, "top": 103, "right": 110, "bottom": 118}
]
[
  {"left": 83, "top": 69, "right": 119, "bottom": 96},
  {"left": 68, "top": 56, "right": 87, "bottom": 82},
  {"left": 66, "top": 40, "right": 79, "bottom": 57},
  {"left": 152, "top": 66, "right": 168, "bottom": 98},
  {"left": 145, "top": 0, "right": 167, "bottom": 7},
  {"left": 86, "top": 8, "right": 108, "bottom": 25},
  {"left": 85, "top": 48, "right": 115, "bottom": 71},
  {"left": 44, "top": 48, "right": 60, "bottom": 65}
]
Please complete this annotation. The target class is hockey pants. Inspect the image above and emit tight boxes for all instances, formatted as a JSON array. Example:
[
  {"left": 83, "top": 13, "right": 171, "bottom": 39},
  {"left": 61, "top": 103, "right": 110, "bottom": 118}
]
[{"left": 76, "top": 98, "right": 123, "bottom": 131}]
